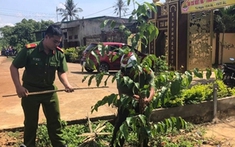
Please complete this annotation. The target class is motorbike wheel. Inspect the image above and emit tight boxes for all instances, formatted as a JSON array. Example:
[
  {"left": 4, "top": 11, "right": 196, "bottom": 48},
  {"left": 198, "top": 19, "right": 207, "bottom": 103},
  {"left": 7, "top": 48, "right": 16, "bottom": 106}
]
[{"left": 223, "top": 74, "right": 234, "bottom": 87}]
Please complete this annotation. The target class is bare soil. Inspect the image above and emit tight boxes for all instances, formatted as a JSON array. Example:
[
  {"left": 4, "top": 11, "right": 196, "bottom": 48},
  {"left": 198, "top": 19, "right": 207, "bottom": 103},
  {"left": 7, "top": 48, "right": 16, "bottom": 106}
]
[{"left": 0, "top": 56, "right": 235, "bottom": 146}]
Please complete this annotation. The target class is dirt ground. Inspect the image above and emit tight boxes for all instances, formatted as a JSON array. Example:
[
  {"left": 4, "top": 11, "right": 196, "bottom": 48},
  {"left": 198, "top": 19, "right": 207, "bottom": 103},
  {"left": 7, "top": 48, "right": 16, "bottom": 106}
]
[{"left": 0, "top": 56, "right": 235, "bottom": 146}]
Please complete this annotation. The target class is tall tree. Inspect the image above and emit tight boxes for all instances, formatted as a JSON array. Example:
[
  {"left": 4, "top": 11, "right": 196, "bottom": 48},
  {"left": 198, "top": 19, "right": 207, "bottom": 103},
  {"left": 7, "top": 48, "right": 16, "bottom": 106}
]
[
  {"left": 114, "top": 0, "right": 129, "bottom": 18},
  {"left": 0, "top": 19, "right": 54, "bottom": 50},
  {"left": 214, "top": 5, "right": 235, "bottom": 64},
  {"left": 214, "top": 5, "right": 235, "bottom": 33},
  {"left": 56, "top": 0, "right": 83, "bottom": 22}
]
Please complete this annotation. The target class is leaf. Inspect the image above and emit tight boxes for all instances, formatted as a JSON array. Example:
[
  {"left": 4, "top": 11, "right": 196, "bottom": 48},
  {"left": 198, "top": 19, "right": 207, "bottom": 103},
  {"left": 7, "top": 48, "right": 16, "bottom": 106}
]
[
  {"left": 119, "top": 24, "right": 126, "bottom": 31},
  {"left": 110, "top": 20, "right": 116, "bottom": 28},
  {"left": 104, "top": 75, "right": 111, "bottom": 86},
  {"left": 127, "top": 0, "right": 131, "bottom": 6},
  {"left": 95, "top": 73, "right": 104, "bottom": 87},
  {"left": 170, "top": 117, "right": 177, "bottom": 124},
  {"left": 112, "top": 75, "right": 117, "bottom": 83},
  {"left": 149, "top": 24, "right": 159, "bottom": 42},
  {"left": 185, "top": 71, "right": 193, "bottom": 84},
  {"left": 193, "top": 68, "right": 203, "bottom": 78},
  {"left": 91, "top": 51, "right": 99, "bottom": 66},
  {"left": 107, "top": 94, "right": 118, "bottom": 105},
  {"left": 100, "top": 19, "right": 110, "bottom": 28},
  {"left": 126, "top": 117, "right": 132, "bottom": 126},
  {"left": 100, "top": 44, "right": 106, "bottom": 57},
  {"left": 214, "top": 68, "right": 223, "bottom": 80},
  {"left": 82, "top": 75, "right": 88, "bottom": 83},
  {"left": 151, "top": 124, "right": 157, "bottom": 136},
  {"left": 120, "top": 122, "right": 129, "bottom": 140},
  {"left": 167, "top": 118, "right": 173, "bottom": 130},
  {"left": 170, "top": 73, "right": 182, "bottom": 95},
  {"left": 176, "top": 118, "right": 181, "bottom": 129},
  {"left": 86, "top": 52, "right": 97, "bottom": 69},
  {"left": 156, "top": 122, "right": 164, "bottom": 133},
  {"left": 152, "top": 117, "right": 188, "bottom": 134},
  {"left": 91, "top": 94, "right": 118, "bottom": 113},
  {"left": 206, "top": 68, "right": 212, "bottom": 79},
  {"left": 179, "top": 117, "right": 187, "bottom": 129},
  {"left": 137, "top": 114, "right": 146, "bottom": 126},
  {"left": 164, "top": 119, "right": 169, "bottom": 133},
  {"left": 88, "top": 75, "right": 95, "bottom": 86},
  {"left": 159, "top": 86, "right": 168, "bottom": 105},
  {"left": 111, "top": 54, "right": 119, "bottom": 62}
]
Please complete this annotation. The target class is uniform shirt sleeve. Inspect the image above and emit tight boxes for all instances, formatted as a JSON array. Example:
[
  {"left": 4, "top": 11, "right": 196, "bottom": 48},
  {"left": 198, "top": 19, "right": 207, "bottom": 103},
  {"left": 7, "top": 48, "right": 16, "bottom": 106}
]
[
  {"left": 57, "top": 53, "right": 68, "bottom": 73},
  {"left": 12, "top": 48, "right": 28, "bottom": 68},
  {"left": 148, "top": 70, "right": 155, "bottom": 87}
]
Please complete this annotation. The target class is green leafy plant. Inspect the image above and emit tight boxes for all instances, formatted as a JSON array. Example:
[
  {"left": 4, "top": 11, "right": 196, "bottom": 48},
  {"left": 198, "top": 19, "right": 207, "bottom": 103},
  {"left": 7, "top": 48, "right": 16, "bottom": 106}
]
[
  {"left": 80, "top": 1, "right": 233, "bottom": 146},
  {"left": 64, "top": 46, "right": 86, "bottom": 63},
  {"left": 181, "top": 84, "right": 213, "bottom": 104},
  {"left": 1, "top": 119, "right": 225, "bottom": 147},
  {"left": 36, "top": 122, "right": 51, "bottom": 146},
  {"left": 83, "top": 1, "right": 190, "bottom": 146}
]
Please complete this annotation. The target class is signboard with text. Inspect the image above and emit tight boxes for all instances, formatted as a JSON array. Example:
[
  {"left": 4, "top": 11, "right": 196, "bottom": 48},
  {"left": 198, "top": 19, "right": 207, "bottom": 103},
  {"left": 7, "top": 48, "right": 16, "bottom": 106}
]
[
  {"left": 181, "top": 0, "right": 235, "bottom": 14},
  {"left": 168, "top": 3, "right": 178, "bottom": 69}
]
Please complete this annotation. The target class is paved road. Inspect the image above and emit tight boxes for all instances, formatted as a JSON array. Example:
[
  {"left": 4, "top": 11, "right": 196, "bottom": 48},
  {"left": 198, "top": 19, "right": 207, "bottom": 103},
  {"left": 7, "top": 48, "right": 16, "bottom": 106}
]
[{"left": 0, "top": 56, "right": 117, "bottom": 130}]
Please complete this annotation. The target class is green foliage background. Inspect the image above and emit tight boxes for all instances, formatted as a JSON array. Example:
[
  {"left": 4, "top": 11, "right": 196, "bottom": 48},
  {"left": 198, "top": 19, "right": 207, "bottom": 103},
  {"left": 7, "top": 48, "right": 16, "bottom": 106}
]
[
  {"left": 63, "top": 46, "right": 86, "bottom": 63},
  {"left": 0, "top": 19, "right": 54, "bottom": 51}
]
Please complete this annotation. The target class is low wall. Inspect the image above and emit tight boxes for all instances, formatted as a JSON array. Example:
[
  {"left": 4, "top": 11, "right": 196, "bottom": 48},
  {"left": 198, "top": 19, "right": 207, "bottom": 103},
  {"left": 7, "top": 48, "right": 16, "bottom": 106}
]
[
  {"left": 150, "top": 96, "right": 235, "bottom": 124},
  {"left": 69, "top": 96, "right": 235, "bottom": 125},
  {"left": 2, "top": 96, "right": 235, "bottom": 131}
]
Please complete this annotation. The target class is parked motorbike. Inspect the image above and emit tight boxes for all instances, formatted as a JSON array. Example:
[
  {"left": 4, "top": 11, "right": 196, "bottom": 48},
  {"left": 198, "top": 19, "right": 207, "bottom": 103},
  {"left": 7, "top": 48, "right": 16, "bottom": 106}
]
[
  {"left": 1, "top": 49, "right": 17, "bottom": 57},
  {"left": 222, "top": 58, "right": 235, "bottom": 87}
]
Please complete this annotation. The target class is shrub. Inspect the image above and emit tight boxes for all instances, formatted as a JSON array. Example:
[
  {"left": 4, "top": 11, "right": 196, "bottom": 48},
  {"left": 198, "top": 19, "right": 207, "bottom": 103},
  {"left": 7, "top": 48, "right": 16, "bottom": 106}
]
[
  {"left": 64, "top": 46, "right": 86, "bottom": 63},
  {"left": 160, "top": 79, "right": 235, "bottom": 108},
  {"left": 216, "top": 80, "right": 233, "bottom": 98},
  {"left": 181, "top": 84, "right": 213, "bottom": 104}
]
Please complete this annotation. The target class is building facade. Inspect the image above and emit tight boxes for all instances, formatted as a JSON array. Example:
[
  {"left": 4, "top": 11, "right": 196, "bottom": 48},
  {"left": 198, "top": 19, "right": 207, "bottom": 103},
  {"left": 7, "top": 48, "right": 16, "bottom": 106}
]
[{"left": 60, "top": 16, "right": 131, "bottom": 48}]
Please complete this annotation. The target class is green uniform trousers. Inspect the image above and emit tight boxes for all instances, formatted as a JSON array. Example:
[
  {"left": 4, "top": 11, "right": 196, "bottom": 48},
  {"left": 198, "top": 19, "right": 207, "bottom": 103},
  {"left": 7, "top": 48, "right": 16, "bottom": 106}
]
[{"left": 21, "top": 92, "right": 65, "bottom": 147}]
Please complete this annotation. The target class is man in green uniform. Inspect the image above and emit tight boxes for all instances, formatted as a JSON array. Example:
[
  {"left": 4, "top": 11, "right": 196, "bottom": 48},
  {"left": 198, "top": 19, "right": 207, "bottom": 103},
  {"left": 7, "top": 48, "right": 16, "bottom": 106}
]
[
  {"left": 10, "top": 24, "right": 74, "bottom": 147},
  {"left": 110, "top": 52, "right": 155, "bottom": 147}
]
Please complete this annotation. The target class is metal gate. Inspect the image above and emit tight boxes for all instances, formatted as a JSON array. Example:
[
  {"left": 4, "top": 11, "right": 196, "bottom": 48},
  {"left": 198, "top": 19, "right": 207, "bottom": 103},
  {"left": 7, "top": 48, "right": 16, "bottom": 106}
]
[{"left": 187, "top": 11, "right": 212, "bottom": 70}]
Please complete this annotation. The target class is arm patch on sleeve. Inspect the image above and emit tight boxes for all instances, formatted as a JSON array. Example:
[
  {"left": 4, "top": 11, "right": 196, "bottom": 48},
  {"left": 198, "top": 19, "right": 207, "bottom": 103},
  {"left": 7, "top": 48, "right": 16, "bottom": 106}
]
[
  {"left": 56, "top": 47, "right": 64, "bottom": 53},
  {"left": 25, "top": 43, "right": 37, "bottom": 49}
]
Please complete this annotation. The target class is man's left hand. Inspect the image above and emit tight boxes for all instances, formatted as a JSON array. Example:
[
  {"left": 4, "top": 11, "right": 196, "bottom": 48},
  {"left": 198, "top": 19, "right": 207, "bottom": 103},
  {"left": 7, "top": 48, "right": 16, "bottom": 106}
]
[{"left": 65, "top": 84, "right": 74, "bottom": 93}]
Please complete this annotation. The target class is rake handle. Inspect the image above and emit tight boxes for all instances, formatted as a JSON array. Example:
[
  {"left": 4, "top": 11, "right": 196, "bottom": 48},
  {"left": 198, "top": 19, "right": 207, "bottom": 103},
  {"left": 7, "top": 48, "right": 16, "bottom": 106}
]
[{"left": 2, "top": 86, "right": 108, "bottom": 98}]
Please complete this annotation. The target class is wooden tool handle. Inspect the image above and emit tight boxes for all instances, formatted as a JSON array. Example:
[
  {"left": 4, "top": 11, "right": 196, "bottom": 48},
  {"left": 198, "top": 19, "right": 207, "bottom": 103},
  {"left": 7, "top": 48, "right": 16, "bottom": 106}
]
[{"left": 2, "top": 86, "right": 108, "bottom": 98}]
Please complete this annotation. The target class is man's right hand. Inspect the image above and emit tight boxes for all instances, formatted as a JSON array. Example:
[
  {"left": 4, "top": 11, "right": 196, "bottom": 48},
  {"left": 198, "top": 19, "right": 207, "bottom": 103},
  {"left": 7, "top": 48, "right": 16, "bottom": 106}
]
[
  {"left": 16, "top": 86, "right": 29, "bottom": 98},
  {"left": 133, "top": 94, "right": 140, "bottom": 100}
]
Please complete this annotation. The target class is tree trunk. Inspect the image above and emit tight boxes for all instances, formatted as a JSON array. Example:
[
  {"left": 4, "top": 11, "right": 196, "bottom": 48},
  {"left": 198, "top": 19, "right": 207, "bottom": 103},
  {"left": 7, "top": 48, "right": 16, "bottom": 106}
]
[{"left": 220, "top": 32, "right": 225, "bottom": 64}]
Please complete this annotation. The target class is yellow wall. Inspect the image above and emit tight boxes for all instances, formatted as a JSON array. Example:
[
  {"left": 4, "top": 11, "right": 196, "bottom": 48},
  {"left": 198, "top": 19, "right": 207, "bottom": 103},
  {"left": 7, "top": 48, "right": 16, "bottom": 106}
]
[
  {"left": 220, "top": 33, "right": 235, "bottom": 63},
  {"left": 127, "top": 34, "right": 142, "bottom": 51},
  {"left": 197, "top": 33, "right": 235, "bottom": 65}
]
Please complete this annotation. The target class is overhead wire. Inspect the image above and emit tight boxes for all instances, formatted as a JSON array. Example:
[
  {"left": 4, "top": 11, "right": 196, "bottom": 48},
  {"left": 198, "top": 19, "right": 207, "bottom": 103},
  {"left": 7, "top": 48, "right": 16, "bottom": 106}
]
[
  {"left": 0, "top": 0, "right": 149, "bottom": 21},
  {"left": 83, "top": 5, "right": 115, "bottom": 17}
]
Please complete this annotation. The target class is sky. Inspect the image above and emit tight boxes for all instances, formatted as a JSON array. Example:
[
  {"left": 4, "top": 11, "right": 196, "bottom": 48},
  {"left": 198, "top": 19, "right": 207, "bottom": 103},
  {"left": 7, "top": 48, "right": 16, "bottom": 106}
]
[{"left": 0, "top": 0, "right": 165, "bottom": 28}]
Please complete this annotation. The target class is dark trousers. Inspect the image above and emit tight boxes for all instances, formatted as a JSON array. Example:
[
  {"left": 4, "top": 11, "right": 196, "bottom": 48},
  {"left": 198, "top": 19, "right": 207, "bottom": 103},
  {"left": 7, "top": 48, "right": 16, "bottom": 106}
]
[
  {"left": 110, "top": 105, "right": 149, "bottom": 147},
  {"left": 21, "top": 92, "right": 65, "bottom": 147}
]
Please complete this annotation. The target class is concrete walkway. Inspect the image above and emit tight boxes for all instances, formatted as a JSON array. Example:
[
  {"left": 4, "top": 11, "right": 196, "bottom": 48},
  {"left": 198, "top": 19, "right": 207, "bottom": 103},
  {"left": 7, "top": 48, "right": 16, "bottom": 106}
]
[{"left": 0, "top": 56, "right": 117, "bottom": 130}]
